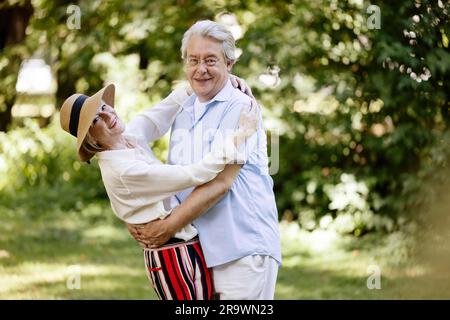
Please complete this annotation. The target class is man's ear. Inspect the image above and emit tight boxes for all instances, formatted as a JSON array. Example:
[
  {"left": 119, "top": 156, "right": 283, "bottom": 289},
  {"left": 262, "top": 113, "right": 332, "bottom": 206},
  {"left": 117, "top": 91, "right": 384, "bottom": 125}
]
[{"left": 226, "top": 59, "right": 235, "bottom": 72}]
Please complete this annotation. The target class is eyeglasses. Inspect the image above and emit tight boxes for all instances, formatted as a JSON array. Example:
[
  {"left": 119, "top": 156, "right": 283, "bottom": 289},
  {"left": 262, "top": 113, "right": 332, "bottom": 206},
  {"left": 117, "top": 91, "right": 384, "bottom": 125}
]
[{"left": 185, "top": 57, "right": 220, "bottom": 68}]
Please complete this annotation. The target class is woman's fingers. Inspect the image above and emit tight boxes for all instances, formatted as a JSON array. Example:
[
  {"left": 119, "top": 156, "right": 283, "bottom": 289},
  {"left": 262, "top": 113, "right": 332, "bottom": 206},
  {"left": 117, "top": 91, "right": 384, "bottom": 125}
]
[
  {"left": 186, "top": 85, "right": 194, "bottom": 96},
  {"left": 127, "top": 224, "right": 138, "bottom": 237},
  {"left": 230, "top": 75, "right": 255, "bottom": 98},
  {"left": 126, "top": 222, "right": 166, "bottom": 249},
  {"left": 232, "top": 76, "right": 245, "bottom": 93},
  {"left": 230, "top": 75, "right": 239, "bottom": 89},
  {"left": 246, "top": 86, "right": 255, "bottom": 100}
]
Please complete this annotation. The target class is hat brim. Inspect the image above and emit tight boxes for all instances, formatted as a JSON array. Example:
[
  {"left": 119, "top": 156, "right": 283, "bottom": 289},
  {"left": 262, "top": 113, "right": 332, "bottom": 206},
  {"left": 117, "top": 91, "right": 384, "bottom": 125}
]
[{"left": 76, "top": 84, "right": 115, "bottom": 162}]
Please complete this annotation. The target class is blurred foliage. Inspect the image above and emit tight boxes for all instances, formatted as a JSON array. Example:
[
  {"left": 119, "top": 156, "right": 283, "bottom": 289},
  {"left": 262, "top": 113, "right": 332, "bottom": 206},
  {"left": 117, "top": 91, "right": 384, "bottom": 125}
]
[
  {"left": 234, "top": 0, "right": 450, "bottom": 236},
  {"left": 0, "top": 118, "right": 106, "bottom": 217},
  {"left": 0, "top": 0, "right": 449, "bottom": 236}
]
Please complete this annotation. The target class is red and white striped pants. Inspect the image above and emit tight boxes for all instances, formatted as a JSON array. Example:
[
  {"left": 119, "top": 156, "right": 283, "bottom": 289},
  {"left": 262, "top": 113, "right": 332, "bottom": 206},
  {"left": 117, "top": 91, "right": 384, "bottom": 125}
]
[{"left": 143, "top": 237, "right": 214, "bottom": 300}]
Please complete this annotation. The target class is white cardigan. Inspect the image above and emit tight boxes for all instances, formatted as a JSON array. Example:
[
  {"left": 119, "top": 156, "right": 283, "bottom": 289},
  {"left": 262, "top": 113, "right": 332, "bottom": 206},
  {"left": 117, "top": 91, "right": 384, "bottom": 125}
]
[{"left": 96, "top": 88, "right": 239, "bottom": 240}]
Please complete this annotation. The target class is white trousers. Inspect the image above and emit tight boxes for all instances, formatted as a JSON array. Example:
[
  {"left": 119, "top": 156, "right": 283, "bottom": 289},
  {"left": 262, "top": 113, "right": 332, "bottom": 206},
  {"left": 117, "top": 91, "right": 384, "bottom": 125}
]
[{"left": 211, "top": 255, "right": 279, "bottom": 300}]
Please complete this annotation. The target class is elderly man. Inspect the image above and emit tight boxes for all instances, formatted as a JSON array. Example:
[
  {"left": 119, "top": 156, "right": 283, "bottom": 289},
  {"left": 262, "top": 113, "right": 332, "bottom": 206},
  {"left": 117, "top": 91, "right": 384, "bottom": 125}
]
[{"left": 129, "top": 20, "right": 281, "bottom": 300}]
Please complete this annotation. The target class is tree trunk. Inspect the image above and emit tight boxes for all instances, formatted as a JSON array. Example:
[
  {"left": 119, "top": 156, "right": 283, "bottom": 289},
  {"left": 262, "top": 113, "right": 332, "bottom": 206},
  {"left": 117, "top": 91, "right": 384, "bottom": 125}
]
[{"left": 0, "top": 0, "right": 33, "bottom": 132}]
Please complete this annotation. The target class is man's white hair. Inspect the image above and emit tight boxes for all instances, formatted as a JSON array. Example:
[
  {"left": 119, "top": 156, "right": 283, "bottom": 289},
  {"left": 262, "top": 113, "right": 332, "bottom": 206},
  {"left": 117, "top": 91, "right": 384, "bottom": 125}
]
[{"left": 181, "top": 20, "right": 236, "bottom": 62}]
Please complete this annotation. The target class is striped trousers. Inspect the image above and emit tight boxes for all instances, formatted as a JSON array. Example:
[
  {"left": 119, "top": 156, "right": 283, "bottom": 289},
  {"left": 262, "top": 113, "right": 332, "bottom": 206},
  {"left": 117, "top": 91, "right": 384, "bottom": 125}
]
[{"left": 143, "top": 237, "right": 214, "bottom": 300}]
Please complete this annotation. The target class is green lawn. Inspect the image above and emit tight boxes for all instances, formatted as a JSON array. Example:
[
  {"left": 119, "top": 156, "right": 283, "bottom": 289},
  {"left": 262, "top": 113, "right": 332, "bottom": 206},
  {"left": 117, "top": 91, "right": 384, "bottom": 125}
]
[
  {"left": 1, "top": 202, "right": 449, "bottom": 299},
  {"left": 278, "top": 222, "right": 450, "bottom": 299}
]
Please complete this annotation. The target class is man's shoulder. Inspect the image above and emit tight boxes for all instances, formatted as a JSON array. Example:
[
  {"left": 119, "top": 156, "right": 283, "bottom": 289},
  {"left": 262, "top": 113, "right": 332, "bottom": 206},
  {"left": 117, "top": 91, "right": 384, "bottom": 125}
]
[
  {"left": 230, "top": 87, "right": 252, "bottom": 105},
  {"left": 220, "top": 87, "right": 251, "bottom": 115}
]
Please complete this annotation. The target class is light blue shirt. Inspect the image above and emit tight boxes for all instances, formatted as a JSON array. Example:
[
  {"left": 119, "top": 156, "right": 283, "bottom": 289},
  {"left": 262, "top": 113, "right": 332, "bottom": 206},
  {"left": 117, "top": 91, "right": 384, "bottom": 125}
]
[{"left": 168, "top": 79, "right": 281, "bottom": 268}]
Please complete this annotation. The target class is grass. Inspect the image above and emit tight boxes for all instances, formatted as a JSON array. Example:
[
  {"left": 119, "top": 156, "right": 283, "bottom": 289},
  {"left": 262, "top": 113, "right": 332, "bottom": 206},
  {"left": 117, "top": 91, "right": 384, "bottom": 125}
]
[
  {"left": 0, "top": 203, "right": 156, "bottom": 299},
  {"left": 276, "top": 222, "right": 450, "bottom": 299},
  {"left": 1, "top": 201, "right": 449, "bottom": 299}
]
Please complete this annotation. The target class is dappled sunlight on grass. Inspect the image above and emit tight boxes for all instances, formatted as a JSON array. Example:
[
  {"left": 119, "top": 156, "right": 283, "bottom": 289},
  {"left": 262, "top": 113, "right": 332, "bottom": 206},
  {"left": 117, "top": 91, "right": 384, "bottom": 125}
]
[
  {"left": 0, "top": 262, "right": 141, "bottom": 295},
  {"left": 0, "top": 202, "right": 157, "bottom": 299},
  {"left": 277, "top": 221, "right": 450, "bottom": 299},
  {"left": 1, "top": 204, "right": 449, "bottom": 299},
  {"left": 277, "top": 221, "right": 380, "bottom": 299},
  {"left": 0, "top": 264, "right": 155, "bottom": 299}
]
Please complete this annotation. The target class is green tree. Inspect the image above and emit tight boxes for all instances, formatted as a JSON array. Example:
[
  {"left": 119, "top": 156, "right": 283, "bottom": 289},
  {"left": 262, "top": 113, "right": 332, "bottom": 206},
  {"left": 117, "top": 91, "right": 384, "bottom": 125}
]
[
  {"left": 1, "top": 0, "right": 449, "bottom": 236},
  {"left": 232, "top": 0, "right": 450, "bottom": 233}
]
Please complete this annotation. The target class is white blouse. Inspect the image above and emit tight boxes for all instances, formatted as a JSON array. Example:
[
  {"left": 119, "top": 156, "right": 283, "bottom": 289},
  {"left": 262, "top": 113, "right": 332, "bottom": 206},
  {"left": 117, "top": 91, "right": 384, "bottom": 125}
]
[{"left": 96, "top": 87, "right": 238, "bottom": 240}]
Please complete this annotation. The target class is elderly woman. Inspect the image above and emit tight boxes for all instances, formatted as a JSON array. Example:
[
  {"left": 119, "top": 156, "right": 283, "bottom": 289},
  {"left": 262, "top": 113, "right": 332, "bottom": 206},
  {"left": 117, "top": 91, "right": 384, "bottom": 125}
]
[{"left": 59, "top": 81, "right": 258, "bottom": 300}]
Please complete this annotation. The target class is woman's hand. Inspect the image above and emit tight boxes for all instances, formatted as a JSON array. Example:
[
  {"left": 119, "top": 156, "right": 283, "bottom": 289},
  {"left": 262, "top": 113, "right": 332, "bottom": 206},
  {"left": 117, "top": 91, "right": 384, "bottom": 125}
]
[
  {"left": 127, "top": 219, "right": 175, "bottom": 249},
  {"left": 233, "top": 100, "right": 260, "bottom": 147},
  {"left": 185, "top": 84, "right": 194, "bottom": 96},
  {"left": 230, "top": 75, "right": 256, "bottom": 100}
]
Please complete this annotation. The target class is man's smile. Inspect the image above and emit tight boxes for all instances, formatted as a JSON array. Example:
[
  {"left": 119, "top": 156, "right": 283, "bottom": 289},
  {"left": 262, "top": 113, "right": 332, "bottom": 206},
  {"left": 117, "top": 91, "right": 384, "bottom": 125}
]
[{"left": 194, "top": 78, "right": 212, "bottom": 83}]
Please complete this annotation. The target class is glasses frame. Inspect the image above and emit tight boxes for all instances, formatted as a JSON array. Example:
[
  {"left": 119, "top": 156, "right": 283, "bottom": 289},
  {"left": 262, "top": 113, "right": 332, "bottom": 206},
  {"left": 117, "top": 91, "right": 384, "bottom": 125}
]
[{"left": 185, "top": 56, "right": 221, "bottom": 68}]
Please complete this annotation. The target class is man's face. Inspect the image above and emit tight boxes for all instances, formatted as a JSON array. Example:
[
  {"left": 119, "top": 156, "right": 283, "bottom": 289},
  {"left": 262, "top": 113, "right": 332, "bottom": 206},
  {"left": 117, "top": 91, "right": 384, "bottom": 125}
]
[{"left": 185, "top": 35, "right": 233, "bottom": 102}]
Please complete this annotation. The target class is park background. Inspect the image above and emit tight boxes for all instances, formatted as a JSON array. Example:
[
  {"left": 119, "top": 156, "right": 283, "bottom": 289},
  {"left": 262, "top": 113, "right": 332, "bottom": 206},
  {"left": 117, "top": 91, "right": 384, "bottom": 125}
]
[{"left": 1, "top": 0, "right": 450, "bottom": 299}]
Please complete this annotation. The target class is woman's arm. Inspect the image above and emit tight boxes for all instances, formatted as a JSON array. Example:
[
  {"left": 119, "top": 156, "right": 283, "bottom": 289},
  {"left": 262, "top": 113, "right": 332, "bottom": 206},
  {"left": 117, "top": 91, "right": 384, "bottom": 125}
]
[
  {"left": 127, "top": 164, "right": 242, "bottom": 248},
  {"left": 126, "top": 87, "right": 190, "bottom": 142},
  {"left": 120, "top": 104, "right": 258, "bottom": 205},
  {"left": 126, "top": 76, "right": 252, "bottom": 144}
]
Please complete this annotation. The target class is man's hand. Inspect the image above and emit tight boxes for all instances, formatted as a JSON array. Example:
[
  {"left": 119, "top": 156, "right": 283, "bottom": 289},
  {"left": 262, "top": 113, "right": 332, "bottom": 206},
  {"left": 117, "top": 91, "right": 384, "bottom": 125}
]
[{"left": 127, "top": 219, "right": 175, "bottom": 249}]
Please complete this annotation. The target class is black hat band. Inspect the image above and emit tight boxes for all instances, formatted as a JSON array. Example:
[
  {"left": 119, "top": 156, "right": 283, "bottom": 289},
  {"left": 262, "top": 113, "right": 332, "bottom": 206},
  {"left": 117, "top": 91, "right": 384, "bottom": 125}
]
[{"left": 69, "top": 95, "right": 89, "bottom": 137}]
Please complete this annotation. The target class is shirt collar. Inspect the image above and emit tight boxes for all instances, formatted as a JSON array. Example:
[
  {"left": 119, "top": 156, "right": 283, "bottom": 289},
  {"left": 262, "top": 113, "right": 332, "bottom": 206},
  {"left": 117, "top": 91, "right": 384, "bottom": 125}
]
[{"left": 211, "top": 78, "right": 234, "bottom": 102}]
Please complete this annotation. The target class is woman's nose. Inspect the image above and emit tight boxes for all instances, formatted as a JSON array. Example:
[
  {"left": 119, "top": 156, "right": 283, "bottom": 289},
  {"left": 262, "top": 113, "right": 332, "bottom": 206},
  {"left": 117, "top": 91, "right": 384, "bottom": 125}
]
[{"left": 98, "top": 111, "right": 112, "bottom": 120}]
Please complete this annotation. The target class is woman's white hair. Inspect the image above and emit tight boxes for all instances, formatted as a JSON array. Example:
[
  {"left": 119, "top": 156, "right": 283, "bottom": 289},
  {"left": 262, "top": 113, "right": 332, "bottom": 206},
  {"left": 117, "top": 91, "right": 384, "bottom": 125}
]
[{"left": 181, "top": 20, "right": 236, "bottom": 62}]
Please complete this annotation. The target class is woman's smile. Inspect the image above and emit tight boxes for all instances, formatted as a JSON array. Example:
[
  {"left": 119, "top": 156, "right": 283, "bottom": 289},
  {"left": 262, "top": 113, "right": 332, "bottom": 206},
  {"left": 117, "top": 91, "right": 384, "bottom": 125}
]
[{"left": 109, "top": 116, "right": 117, "bottom": 129}]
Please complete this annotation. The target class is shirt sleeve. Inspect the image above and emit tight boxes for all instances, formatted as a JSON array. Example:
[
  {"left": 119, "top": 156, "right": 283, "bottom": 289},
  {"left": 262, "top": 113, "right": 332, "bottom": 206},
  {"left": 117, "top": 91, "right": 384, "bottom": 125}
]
[
  {"left": 119, "top": 138, "right": 239, "bottom": 204},
  {"left": 126, "top": 87, "right": 190, "bottom": 143}
]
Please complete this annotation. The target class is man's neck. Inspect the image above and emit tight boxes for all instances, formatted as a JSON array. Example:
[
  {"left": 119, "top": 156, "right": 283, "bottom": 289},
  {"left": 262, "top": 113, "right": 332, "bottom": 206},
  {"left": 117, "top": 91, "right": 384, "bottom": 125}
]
[
  {"left": 195, "top": 97, "right": 210, "bottom": 104},
  {"left": 197, "top": 95, "right": 212, "bottom": 103}
]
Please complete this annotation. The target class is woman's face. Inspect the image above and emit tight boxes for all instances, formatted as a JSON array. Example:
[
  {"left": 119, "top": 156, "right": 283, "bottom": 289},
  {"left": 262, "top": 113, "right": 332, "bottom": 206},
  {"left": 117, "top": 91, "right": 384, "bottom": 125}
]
[{"left": 88, "top": 100, "right": 125, "bottom": 147}]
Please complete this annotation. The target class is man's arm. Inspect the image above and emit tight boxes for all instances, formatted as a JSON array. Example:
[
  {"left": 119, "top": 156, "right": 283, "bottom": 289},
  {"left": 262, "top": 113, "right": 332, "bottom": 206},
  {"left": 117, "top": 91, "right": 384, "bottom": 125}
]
[
  {"left": 127, "top": 164, "right": 241, "bottom": 248},
  {"left": 128, "top": 78, "right": 258, "bottom": 246}
]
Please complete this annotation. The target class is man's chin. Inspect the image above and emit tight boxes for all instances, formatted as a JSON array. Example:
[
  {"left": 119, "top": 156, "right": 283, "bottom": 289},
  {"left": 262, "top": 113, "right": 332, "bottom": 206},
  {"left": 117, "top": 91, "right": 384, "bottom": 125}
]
[
  {"left": 194, "top": 87, "right": 212, "bottom": 97},
  {"left": 194, "top": 81, "right": 211, "bottom": 89}
]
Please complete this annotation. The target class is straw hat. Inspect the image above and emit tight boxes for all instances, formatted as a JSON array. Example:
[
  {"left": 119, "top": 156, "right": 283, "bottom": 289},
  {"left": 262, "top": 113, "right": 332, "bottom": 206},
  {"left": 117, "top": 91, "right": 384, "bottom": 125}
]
[{"left": 60, "top": 84, "right": 115, "bottom": 162}]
